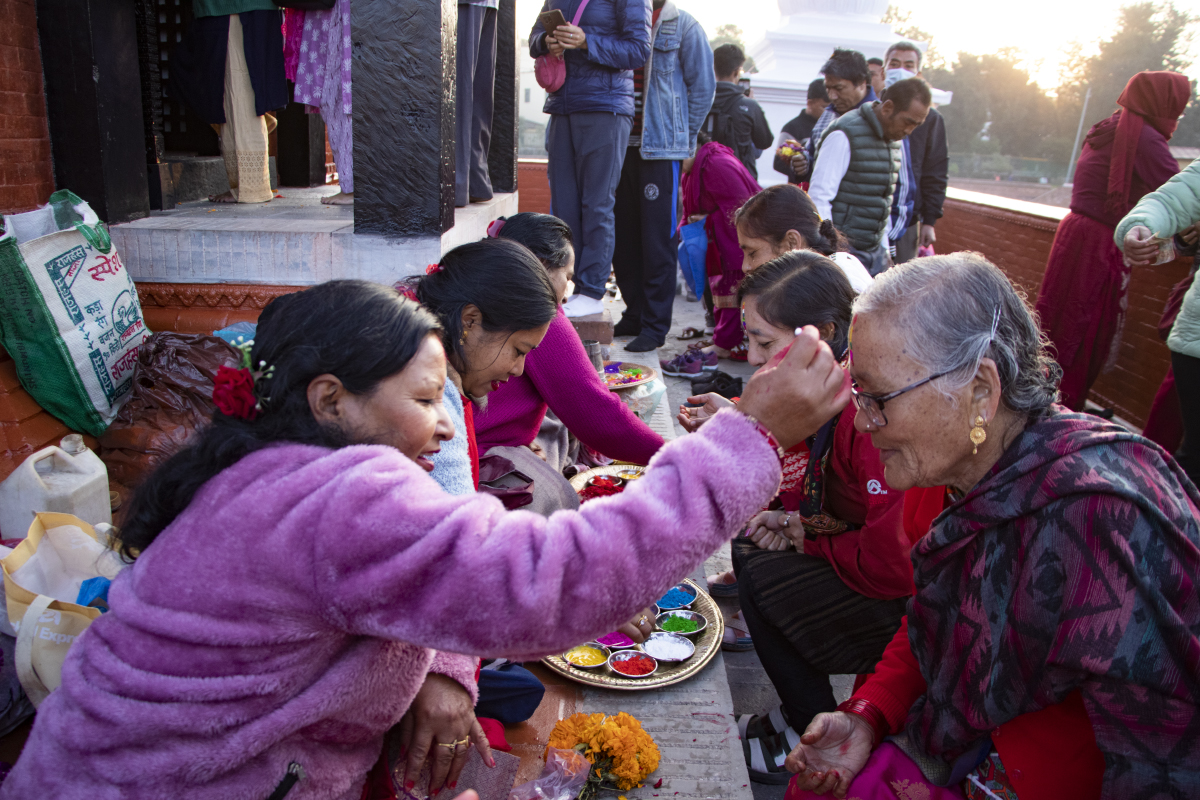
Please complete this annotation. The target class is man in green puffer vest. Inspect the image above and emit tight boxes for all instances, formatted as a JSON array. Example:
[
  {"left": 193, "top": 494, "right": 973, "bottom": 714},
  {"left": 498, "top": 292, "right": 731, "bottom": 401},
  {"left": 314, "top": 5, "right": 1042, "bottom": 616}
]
[{"left": 809, "top": 78, "right": 932, "bottom": 276}]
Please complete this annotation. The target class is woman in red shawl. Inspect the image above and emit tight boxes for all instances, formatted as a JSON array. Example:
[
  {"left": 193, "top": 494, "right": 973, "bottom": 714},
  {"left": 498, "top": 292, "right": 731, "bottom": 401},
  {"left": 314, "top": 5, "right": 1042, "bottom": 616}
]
[
  {"left": 682, "top": 136, "right": 762, "bottom": 359},
  {"left": 1034, "top": 70, "right": 1190, "bottom": 411}
]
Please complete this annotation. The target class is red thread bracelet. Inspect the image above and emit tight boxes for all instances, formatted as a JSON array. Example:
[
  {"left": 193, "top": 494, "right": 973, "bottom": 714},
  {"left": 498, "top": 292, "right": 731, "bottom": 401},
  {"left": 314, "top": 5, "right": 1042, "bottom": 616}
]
[
  {"left": 739, "top": 413, "right": 786, "bottom": 459},
  {"left": 836, "top": 698, "right": 889, "bottom": 747}
]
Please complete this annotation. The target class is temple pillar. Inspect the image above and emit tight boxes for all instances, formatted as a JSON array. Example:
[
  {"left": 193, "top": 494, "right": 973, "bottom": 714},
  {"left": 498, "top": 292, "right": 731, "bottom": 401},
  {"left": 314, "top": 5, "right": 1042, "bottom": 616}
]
[
  {"left": 353, "top": 0, "right": 456, "bottom": 236},
  {"left": 36, "top": 0, "right": 150, "bottom": 223},
  {"left": 488, "top": 0, "right": 519, "bottom": 195}
]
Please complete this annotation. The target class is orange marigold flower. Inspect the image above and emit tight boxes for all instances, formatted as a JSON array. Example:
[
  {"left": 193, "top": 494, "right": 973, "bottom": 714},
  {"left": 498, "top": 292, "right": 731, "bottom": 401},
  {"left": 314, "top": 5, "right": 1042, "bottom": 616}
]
[{"left": 546, "top": 711, "right": 660, "bottom": 790}]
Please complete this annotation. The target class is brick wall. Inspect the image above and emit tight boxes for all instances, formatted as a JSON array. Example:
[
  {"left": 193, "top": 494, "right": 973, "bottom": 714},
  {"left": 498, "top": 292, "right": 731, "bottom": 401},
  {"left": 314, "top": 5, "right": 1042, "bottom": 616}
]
[
  {"left": 518, "top": 159, "right": 551, "bottom": 214},
  {"left": 937, "top": 194, "right": 1191, "bottom": 428},
  {"left": 0, "top": 0, "right": 54, "bottom": 214}
]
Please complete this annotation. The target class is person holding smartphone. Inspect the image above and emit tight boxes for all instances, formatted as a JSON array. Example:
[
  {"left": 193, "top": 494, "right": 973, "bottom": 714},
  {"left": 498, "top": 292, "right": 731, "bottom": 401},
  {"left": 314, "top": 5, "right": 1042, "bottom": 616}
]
[{"left": 528, "top": 0, "right": 652, "bottom": 320}]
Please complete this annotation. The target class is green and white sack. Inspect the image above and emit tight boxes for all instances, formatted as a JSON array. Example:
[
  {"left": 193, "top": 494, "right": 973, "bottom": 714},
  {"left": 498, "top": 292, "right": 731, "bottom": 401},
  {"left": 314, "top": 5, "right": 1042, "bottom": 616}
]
[{"left": 0, "top": 190, "right": 149, "bottom": 436}]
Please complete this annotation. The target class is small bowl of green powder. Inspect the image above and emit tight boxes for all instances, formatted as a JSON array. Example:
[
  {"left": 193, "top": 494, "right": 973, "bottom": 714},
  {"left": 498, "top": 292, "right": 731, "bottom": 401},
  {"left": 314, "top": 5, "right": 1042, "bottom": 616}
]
[{"left": 655, "top": 609, "right": 707, "bottom": 637}]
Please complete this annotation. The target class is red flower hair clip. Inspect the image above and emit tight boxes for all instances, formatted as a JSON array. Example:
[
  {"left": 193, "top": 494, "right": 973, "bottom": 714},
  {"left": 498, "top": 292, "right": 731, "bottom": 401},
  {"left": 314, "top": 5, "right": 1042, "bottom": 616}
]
[
  {"left": 212, "top": 337, "right": 274, "bottom": 421},
  {"left": 486, "top": 218, "right": 506, "bottom": 238},
  {"left": 425, "top": 263, "right": 443, "bottom": 275}
]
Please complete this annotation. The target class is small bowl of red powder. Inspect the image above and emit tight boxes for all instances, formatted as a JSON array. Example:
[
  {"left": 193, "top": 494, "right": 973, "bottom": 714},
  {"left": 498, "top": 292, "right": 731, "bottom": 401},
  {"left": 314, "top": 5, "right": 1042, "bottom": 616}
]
[
  {"left": 579, "top": 474, "right": 626, "bottom": 503},
  {"left": 587, "top": 475, "right": 624, "bottom": 490},
  {"left": 607, "top": 650, "right": 658, "bottom": 678}
]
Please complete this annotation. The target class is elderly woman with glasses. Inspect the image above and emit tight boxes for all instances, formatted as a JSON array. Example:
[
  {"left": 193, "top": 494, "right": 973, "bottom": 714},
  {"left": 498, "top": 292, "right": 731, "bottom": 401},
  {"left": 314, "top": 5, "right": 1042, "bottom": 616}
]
[{"left": 787, "top": 253, "right": 1200, "bottom": 800}]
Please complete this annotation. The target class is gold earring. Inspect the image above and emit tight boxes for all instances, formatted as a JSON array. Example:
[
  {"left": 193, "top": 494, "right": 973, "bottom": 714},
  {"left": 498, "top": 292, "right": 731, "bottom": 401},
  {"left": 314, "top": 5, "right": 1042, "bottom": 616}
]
[
  {"left": 459, "top": 331, "right": 466, "bottom": 346},
  {"left": 970, "top": 415, "right": 987, "bottom": 455}
]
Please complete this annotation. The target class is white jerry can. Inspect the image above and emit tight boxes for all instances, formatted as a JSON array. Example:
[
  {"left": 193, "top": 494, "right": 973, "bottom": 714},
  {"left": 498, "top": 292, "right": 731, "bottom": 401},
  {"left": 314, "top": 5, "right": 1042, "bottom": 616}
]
[{"left": 0, "top": 435, "right": 111, "bottom": 539}]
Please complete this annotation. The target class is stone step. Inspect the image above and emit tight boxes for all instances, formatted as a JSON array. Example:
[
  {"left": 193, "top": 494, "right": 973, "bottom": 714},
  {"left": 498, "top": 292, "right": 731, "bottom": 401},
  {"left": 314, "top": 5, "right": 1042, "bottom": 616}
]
[{"left": 110, "top": 187, "right": 518, "bottom": 286}]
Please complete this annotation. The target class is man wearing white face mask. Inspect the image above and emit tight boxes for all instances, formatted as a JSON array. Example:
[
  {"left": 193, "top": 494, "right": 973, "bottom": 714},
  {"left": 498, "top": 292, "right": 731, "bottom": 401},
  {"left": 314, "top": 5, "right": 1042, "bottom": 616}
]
[{"left": 884, "top": 41, "right": 948, "bottom": 263}]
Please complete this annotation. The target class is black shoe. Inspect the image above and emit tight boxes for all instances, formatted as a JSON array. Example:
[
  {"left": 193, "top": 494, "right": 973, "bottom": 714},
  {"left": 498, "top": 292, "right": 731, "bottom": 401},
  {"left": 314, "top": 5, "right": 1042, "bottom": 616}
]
[
  {"left": 1093, "top": 407, "right": 1116, "bottom": 420},
  {"left": 691, "top": 370, "right": 741, "bottom": 399},
  {"left": 613, "top": 316, "right": 641, "bottom": 337},
  {"left": 706, "top": 372, "right": 742, "bottom": 399},
  {"left": 625, "top": 334, "right": 663, "bottom": 352}
]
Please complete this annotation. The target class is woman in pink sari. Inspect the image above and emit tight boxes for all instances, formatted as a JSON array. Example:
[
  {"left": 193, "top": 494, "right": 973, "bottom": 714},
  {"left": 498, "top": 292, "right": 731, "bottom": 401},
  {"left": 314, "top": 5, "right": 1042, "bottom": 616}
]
[
  {"left": 286, "top": 0, "right": 354, "bottom": 206},
  {"left": 682, "top": 137, "right": 762, "bottom": 360}
]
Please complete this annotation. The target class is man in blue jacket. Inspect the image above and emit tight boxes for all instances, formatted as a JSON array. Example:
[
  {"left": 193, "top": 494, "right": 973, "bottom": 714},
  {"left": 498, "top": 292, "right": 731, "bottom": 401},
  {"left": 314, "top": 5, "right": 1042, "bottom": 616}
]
[
  {"left": 530, "top": 0, "right": 652, "bottom": 320},
  {"left": 611, "top": 0, "right": 714, "bottom": 350}
]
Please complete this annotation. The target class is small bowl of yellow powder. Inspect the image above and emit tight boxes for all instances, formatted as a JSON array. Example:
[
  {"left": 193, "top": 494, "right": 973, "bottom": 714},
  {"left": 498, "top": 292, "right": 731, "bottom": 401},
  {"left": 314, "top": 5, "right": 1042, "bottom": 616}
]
[{"left": 563, "top": 643, "right": 610, "bottom": 669}]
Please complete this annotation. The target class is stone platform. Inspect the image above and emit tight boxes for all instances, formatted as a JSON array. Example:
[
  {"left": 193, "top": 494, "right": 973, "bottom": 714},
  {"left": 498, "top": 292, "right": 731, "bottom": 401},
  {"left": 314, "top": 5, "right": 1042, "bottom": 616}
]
[{"left": 111, "top": 186, "right": 519, "bottom": 286}]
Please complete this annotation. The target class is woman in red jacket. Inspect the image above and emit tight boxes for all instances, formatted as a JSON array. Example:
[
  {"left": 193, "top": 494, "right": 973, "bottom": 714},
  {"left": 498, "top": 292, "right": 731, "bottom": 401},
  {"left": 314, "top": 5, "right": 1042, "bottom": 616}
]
[
  {"left": 679, "top": 252, "right": 912, "bottom": 785},
  {"left": 787, "top": 253, "right": 1200, "bottom": 799}
]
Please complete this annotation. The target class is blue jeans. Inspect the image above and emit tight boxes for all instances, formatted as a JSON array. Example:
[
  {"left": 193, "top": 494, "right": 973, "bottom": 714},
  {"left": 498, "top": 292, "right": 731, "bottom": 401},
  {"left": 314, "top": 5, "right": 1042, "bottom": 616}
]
[{"left": 547, "top": 112, "right": 632, "bottom": 300}]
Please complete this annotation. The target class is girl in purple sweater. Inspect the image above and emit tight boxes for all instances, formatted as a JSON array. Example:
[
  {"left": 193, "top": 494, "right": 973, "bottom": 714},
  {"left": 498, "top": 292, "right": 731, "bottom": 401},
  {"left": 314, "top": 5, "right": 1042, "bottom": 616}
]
[
  {"left": 479, "top": 213, "right": 664, "bottom": 467},
  {"left": 3, "top": 278, "right": 850, "bottom": 799}
]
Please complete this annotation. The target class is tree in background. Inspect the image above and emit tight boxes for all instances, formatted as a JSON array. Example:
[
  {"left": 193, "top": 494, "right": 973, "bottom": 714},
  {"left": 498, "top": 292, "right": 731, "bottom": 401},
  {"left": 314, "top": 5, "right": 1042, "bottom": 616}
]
[
  {"left": 895, "top": 0, "right": 1199, "bottom": 167},
  {"left": 710, "top": 24, "right": 757, "bottom": 73},
  {"left": 883, "top": 4, "right": 941, "bottom": 69},
  {"left": 1057, "top": 2, "right": 1196, "bottom": 145},
  {"left": 925, "top": 51, "right": 1064, "bottom": 160}
]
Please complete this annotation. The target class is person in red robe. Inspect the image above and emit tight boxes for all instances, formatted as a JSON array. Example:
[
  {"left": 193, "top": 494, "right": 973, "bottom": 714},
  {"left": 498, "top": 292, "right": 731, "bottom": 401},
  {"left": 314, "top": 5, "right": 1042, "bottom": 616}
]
[{"left": 1034, "top": 70, "right": 1190, "bottom": 411}]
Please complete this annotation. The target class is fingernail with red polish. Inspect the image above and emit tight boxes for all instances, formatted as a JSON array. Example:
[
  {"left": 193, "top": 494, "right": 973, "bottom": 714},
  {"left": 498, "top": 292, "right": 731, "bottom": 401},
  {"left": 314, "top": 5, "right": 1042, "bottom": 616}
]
[
  {"left": 450, "top": 782, "right": 457, "bottom": 789},
  {"left": 405, "top": 781, "right": 415, "bottom": 790}
]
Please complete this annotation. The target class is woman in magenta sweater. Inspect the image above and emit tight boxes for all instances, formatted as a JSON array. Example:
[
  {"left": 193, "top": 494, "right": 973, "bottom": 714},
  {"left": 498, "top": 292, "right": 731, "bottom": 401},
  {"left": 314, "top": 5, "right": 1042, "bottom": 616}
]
[
  {"left": 477, "top": 214, "right": 664, "bottom": 499},
  {"left": 2, "top": 279, "right": 851, "bottom": 799}
]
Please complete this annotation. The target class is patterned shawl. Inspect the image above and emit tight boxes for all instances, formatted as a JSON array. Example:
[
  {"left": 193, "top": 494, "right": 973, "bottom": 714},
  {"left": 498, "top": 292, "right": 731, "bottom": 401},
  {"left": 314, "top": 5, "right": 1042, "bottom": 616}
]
[{"left": 907, "top": 407, "right": 1200, "bottom": 797}]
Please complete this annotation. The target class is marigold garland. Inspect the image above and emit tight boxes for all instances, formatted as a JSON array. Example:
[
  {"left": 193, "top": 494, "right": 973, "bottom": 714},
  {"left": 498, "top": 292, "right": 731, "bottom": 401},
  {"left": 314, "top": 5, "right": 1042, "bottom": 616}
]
[{"left": 547, "top": 712, "right": 660, "bottom": 796}]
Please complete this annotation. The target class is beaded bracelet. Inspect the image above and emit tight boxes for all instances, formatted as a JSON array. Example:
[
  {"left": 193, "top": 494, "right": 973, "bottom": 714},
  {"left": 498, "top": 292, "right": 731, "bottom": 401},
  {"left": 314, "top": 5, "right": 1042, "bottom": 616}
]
[
  {"left": 836, "top": 698, "right": 889, "bottom": 747},
  {"left": 738, "top": 413, "right": 786, "bottom": 459}
]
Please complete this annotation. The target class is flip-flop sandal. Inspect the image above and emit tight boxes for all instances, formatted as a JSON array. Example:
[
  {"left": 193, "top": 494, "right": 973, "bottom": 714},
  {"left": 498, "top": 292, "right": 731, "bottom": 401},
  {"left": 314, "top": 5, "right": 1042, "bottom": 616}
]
[
  {"left": 742, "top": 727, "right": 803, "bottom": 784},
  {"left": 706, "top": 571, "right": 740, "bottom": 598},
  {"left": 726, "top": 341, "right": 749, "bottom": 362},
  {"left": 737, "top": 707, "right": 793, "bottom": 741},
  {"left": 676, "top": 326, "right": 705, "bottom": 340},
  {"left": 687, "top": 339, "right": 714, "bottom": 352},
  {"left": 721, "top": 614, "right": 754, "bottom": 652}
]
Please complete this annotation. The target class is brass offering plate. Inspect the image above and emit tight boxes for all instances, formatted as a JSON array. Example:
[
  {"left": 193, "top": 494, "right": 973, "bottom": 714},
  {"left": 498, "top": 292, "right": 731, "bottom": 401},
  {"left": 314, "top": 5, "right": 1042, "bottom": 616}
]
[{"left": 541, "top": 579, "right": 725, "bottom": 691}]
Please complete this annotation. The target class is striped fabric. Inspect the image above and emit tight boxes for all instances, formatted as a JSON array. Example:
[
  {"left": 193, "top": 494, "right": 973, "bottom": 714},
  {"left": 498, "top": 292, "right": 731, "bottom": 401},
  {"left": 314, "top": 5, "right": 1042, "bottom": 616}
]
[
  {"left": 629, "top": 66, "right": 646, "bottom": 147},
  {"left": 733, "top": 540, "right": 908, "bottom": 674}
]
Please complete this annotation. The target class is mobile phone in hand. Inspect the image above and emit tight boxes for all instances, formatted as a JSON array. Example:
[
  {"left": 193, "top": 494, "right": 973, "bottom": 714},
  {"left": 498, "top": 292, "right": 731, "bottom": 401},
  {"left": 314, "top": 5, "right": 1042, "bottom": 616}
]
[{"left": 539, "top": 9, "right": 567, "bottom": 33}]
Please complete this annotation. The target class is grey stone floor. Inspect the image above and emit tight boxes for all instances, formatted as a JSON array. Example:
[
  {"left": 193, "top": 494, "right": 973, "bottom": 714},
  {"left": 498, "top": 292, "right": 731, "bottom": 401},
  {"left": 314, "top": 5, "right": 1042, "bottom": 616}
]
[{"left": 602, "top": 284, "right": 853, "bottom": 800}]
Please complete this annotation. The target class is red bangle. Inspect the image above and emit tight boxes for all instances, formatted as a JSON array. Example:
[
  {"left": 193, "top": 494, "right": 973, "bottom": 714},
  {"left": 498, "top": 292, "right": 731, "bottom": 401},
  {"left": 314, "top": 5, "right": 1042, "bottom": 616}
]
[
  {"left": 836, "top": 698, "right": 889, "bottom": 747},
  {"left": 739, "top": 413, "right": 786, "bottom": 459}
]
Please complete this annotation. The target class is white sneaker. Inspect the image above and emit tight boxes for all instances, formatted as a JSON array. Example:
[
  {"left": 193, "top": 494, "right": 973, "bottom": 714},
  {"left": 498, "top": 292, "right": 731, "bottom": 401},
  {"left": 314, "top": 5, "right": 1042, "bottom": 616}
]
[{"left": 562, "top": 294, "right": 605, "bottom": 318}]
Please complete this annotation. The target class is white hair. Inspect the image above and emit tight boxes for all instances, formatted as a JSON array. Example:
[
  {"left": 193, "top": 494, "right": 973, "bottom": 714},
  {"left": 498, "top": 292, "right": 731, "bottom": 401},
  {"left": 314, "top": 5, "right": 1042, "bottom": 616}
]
[{"left": 852, "top": 252, "right": 1060, "bottom": 416}]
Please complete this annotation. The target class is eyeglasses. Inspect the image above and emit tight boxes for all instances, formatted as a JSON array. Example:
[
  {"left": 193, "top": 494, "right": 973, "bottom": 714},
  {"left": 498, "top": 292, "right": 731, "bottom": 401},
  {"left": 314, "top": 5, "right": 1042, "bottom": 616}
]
[
  {"left": 850, "top": 307, "right": 1002, "bottom": 428},
  {"left": 851, "top": 369, "right": 953, "bottom": 428}
]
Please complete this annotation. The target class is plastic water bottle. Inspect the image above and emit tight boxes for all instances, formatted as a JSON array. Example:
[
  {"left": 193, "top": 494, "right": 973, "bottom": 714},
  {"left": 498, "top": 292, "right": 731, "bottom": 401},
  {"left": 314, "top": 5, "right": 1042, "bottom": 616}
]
[{"left": 0, "top": 435, "right": 111, "bottom": 539}]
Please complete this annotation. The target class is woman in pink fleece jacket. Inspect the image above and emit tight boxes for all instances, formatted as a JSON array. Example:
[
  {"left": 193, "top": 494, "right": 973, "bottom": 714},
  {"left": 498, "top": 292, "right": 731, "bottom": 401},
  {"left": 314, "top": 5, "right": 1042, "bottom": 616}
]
[{"left": 3, "top": 279, "right": 849, "bottom": 799}]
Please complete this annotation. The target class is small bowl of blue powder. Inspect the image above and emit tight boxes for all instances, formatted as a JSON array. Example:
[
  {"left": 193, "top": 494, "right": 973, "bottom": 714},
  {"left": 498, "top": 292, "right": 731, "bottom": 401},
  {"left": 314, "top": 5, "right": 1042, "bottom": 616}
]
[{"left": 656, "top": 584, "right": 697, "bottom": 610}]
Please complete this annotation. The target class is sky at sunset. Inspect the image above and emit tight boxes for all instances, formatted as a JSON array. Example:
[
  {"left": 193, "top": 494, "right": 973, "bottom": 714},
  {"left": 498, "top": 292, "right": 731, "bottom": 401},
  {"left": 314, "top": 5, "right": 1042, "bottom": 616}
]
[{"left": 516, "top": 0, "right": 1200, "bottom": 90}]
